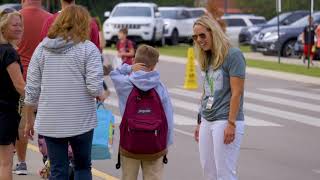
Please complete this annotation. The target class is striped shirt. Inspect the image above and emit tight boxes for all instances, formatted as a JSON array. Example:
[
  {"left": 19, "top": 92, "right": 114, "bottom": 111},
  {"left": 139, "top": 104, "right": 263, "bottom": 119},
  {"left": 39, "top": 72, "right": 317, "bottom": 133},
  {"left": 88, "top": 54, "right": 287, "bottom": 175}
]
[{"left": 25, "top": 39, "right": 104, "bottom": 138}]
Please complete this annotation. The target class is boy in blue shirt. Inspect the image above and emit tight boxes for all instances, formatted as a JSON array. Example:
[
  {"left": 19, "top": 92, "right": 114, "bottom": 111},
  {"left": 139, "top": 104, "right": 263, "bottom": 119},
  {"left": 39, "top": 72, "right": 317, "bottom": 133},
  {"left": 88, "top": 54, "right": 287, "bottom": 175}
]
[{"left": 110, "top": 45, "right": 174, "bottom": 180}]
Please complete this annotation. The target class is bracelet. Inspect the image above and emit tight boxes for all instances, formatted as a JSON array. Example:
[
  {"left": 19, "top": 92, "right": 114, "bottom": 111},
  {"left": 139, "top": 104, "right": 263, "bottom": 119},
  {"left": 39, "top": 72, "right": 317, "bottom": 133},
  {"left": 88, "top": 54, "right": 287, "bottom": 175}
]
[
  {"left": 197, "top": 113, "right": 201, "bottom": 125},
  {"left": 228, "top": 121, "right": 236, "bottom": 128}
]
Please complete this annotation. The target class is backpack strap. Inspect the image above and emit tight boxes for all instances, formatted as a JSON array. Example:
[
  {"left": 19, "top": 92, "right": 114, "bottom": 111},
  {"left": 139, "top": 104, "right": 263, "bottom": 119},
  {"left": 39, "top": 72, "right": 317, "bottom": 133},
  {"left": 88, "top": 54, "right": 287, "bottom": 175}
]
[{"left": 115, "top": 149, "right": 121, "bottom": 169}]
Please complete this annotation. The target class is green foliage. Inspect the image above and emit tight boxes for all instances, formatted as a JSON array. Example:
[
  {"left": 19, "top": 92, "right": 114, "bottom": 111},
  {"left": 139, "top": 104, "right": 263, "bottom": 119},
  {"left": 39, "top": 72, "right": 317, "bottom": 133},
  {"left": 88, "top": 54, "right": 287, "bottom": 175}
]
[{"left": 234, "top": 0, "right": 320, "bottom": 19}]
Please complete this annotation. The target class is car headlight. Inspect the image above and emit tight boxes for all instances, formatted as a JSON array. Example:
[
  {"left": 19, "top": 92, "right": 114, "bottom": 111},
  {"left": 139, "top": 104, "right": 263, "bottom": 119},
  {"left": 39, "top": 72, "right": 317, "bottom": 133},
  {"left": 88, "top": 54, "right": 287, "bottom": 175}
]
[
  {"left": 141, "top": 23, "right": 151, "bottom": 27},
  {"left": 263, "top": 31, "right": 285, "bottom": 42}
]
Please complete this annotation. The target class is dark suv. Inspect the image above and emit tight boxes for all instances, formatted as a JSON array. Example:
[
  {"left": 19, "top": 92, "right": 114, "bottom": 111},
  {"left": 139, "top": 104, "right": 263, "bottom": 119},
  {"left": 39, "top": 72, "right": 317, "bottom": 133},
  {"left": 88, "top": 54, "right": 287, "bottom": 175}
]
[
  {"left": 253, "top": 12, "right": 320, "bottom": 57},
  {"left": 239, "top": 10, "right": 309, "bottom": 45}
]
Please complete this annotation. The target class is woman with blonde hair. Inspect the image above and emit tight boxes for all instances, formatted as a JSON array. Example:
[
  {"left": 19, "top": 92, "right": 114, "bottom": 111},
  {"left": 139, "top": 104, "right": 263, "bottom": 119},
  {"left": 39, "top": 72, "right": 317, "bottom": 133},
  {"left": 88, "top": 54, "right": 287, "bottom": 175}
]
[
  {"left": 193, "top": 15, "right": 246, "bottom": 180},
  {"left": 0, "top": 8, "right": 24, "bottom": 180},
  {"left": 24, "top": 5, "right": 105, "bottom": 180}
]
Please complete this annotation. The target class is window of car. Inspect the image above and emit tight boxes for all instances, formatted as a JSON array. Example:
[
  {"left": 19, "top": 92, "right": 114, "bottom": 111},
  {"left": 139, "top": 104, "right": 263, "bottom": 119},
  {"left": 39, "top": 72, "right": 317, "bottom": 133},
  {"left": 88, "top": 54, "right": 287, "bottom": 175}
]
[
  {"left": 112, "top": 6, "right": 152, "bottom": 17},
  {"left": 160, "top": 10, "right": 178, "bottom": 19},
  {"left": 290, "top": 14, "right": 320, "bottom": 27},
  {"left": 224, "top": 18, "right": 247, "bottom": 27},
  {"left": 249, "top": 19, "right": 266, "bottom": 25},
  {"left": 267, "top": 12, "right": 290, "bottom": 25},
  {"left": 189, "top": 10, "right": 205, "bottom": 18},
  {"left": 177, "top": 10, "right": 191, "bottom": 19}
]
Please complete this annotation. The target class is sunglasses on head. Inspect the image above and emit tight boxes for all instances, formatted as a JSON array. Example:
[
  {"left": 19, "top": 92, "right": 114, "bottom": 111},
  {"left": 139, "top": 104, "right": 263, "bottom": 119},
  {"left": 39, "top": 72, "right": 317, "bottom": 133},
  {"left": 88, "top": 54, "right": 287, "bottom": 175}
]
[
  {"left": 0, "top": 8, "right": 15, "bottom": 17},
  {"left": 192, "top": 33, "right": 207, "bottom": 41}
]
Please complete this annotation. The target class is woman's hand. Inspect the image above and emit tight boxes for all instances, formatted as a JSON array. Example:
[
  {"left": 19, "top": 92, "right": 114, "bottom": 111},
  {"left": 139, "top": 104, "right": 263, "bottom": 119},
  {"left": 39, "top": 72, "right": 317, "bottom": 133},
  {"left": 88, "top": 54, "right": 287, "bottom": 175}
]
[
  {"left": 194, "top": 124, "right": 200, "bottom": 142},
  {"left": 24, "top": 120, "right": 35, "bottom": 140},
  {"left": 224, "top": 123, "right": 236, "bottom": 144},
  {"left": 132, "top": 63, "right": 147, "bottom": 72},
  {"left": 24, "top": 105, "right": 35, "bottom": 140}
]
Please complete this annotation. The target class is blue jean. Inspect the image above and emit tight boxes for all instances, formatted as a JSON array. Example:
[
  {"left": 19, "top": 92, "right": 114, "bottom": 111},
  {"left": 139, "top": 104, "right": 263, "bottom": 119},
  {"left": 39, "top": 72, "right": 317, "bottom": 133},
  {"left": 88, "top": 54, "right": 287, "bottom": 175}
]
[{"left": 44, "top": 130, "right": 94, "bottom": 180}]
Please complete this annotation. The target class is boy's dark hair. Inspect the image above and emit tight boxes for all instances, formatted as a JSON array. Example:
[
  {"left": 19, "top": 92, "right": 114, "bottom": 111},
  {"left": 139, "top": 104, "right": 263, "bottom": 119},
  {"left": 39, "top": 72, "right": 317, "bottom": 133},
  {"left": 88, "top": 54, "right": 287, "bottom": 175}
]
[
  {"left": 134, "top": 45, "right": 159, "bottom": 68},
  {"left": 119, "top": 28, "right": 128, "bottom": 35}
]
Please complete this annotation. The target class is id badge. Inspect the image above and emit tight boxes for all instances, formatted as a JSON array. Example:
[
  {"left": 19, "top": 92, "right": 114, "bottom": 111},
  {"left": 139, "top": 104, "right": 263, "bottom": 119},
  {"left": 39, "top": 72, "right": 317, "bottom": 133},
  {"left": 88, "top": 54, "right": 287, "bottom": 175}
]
[{"left": 206, "top": 96, "right": 214, "bottom": 110}]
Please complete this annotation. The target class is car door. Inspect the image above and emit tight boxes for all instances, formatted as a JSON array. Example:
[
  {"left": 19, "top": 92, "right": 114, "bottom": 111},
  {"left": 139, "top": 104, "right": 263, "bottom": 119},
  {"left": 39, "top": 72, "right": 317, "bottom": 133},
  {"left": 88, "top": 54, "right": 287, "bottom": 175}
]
[
  {"left": 176, "top": 9, "right": 192, "bottom": 37},
  {"left": 224, "top": 18, "right": 248, "bottom": 43}
]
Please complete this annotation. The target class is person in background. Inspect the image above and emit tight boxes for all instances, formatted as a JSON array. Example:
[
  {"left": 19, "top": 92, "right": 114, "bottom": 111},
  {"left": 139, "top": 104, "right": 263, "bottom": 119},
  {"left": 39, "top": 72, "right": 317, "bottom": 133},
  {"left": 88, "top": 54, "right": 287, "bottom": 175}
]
[
  {"left": 314, "top": 24, "right": 320, "bottom": 60},
  {"left": 193, "top": 15, "right": 246, "bottom": 180},
  {"left": 301, "top": 16, "right": 316, "bottom": 65},
  {"left": 0, "top": 8, "right": 24, "bottom": 180},
  {"left": 116, "top": 28, "right": 135, "bottom": 65},
  {"left": 13, "top": 0, "right": 51, "bottom": 175},
  {"left": 24, "top": 5, "right": 106, "bottom": 180},
  {"left": 40, "top": 0, "right": 100, "bottom": 50}
]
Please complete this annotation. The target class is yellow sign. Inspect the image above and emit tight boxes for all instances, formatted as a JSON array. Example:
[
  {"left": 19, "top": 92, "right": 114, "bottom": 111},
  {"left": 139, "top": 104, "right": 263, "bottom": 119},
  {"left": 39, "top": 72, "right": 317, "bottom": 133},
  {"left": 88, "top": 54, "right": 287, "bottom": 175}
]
[{"left": 183, "top": 48, "right": 198, "bottom": 89}]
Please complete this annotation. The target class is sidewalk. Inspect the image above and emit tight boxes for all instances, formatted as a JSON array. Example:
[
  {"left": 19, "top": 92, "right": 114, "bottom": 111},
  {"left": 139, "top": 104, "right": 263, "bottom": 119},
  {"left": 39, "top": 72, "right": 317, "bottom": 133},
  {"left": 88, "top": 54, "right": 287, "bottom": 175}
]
[{"left": 13, "top": 143, "right": 105, "bottom": 180}]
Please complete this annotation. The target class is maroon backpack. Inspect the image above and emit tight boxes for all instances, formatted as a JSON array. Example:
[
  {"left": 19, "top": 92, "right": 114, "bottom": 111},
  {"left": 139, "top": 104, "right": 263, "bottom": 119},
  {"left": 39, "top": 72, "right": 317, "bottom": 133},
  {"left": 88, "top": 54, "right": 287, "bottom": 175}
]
[{"left": 116, "top": 86, "right": 168, "bottom": 168}]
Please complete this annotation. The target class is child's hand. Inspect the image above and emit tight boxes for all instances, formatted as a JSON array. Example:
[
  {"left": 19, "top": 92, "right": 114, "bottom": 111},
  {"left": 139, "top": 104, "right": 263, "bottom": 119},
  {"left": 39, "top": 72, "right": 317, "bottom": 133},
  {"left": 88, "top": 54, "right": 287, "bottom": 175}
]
[{"left": 132, "top": 63, "right": 147, "bottom": 72}]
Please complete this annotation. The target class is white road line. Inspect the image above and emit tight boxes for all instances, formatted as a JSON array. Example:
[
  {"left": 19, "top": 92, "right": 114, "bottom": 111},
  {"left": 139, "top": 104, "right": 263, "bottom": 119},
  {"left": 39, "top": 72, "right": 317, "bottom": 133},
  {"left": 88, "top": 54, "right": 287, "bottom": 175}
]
[
  {"left": 105, "top": 95, "right": 281, "bottom": 127},
  {"left": 245, "top": 92, "right": 320, "bottom": 112},
  {"left": 312, "top": 169, "right": 320, "bottom": 174},
  {"left": 246, "top": 103, "right": 320, "bottom": 127},
  {"left": 260, "top": 88, "right": 320, "bottom": 101},
  {"left": 169, "top": 88, "right": 320, "bottom": 112}
]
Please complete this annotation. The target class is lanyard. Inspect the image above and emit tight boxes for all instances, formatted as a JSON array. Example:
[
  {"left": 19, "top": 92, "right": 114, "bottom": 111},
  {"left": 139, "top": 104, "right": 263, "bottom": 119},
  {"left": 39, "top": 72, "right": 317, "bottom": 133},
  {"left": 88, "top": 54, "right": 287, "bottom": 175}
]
[{"left": 205, "top": 70, "right": 214, "bottom": 95}]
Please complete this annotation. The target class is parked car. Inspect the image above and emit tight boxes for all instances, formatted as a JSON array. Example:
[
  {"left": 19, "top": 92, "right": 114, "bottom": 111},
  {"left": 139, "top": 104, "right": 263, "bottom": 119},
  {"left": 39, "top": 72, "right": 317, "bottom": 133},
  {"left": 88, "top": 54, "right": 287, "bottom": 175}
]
[
  {"left": 253, "top": 12, "right": 320, "bottom": 57},
  {"left": 103, "top": 2, "right": 165, "bottom": 46},
  {"left": 0, "top": 3, "right": 21, "bottom": 11},
  {"left": 240, "top": 10, "right": 309, "bottom": 45},
  {"left": 159, "top": 7, "right": 193, "bottom": 45},
  {"left": 187, "top": 7, "right": 206, "bottom": 18},
  {"left": 222, "top": 14, "right": 266, "bottom": 46}
]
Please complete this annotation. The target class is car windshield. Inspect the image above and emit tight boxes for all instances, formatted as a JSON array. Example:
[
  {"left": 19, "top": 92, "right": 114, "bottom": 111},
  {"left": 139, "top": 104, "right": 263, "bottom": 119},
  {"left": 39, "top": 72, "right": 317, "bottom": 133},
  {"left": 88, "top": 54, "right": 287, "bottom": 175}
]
[
  {"left": 189, "top": 10, "right": 205, "bottom": 18},
  {"left": 112, "top": 6, "right": 152, "bottom": 17},
  {"left": 160, "top": 10, "right": 177, "bottom": 19},
  {"left": 267, "top": 12, "right": 290, "bottom": 25},
  {"left": 290, "top": 13, "right": 320, "bottom": 27}
]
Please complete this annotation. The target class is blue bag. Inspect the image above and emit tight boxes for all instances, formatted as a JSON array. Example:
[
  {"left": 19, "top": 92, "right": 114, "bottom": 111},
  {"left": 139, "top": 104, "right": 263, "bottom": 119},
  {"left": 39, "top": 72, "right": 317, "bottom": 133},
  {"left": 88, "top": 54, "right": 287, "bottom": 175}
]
[{"left": 91, "top": 102, "right": 115, "bottom": 160}]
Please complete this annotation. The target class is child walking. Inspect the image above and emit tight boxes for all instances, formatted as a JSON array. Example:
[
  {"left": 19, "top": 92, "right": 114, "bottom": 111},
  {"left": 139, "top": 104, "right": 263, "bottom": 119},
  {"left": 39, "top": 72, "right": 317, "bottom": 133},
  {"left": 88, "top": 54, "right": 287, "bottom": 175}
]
[{"left": 110, "top": 45, "right": 174, "bottom": 180}]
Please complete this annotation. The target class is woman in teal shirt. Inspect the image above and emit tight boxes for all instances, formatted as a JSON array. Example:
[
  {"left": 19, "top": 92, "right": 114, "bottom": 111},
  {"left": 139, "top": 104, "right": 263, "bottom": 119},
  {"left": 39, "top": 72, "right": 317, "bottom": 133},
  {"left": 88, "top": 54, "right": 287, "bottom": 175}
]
[{"left": 193, "top": 15, "right": 246, "bottom": 180}]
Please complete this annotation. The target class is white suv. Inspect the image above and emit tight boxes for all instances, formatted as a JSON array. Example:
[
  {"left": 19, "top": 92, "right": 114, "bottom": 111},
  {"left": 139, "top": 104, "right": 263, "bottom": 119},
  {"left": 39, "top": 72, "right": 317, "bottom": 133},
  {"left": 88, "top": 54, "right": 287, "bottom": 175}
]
[
  {"left": 103, "top": 2, "right": 165, "bottom": 46},
  {"left": 159, "top": 7, "right": 206, "bottom": 45},
  {"left": 222, "top": 14, "right": 266, "bottom": 46}
]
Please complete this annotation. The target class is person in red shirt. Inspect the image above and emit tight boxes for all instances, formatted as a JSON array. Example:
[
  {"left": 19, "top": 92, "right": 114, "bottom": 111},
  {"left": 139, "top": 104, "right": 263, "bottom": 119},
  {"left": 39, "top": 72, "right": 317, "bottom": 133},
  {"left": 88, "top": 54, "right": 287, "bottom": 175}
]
[
  {"left": 14, "top": 0, "right": 51, "bottom": 175},
  {"left": 40, "top": 0, "right": 100, "bottom": 51},
  {"left": 116, "top": 28, "right": 135, "bottom": 65}
]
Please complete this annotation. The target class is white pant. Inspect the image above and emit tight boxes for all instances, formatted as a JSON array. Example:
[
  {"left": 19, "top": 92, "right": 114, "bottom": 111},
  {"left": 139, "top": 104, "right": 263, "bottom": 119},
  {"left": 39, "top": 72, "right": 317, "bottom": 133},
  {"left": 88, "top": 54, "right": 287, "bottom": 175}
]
[{"left": 199, "top": 120, "right": 244, "bottom": 180}]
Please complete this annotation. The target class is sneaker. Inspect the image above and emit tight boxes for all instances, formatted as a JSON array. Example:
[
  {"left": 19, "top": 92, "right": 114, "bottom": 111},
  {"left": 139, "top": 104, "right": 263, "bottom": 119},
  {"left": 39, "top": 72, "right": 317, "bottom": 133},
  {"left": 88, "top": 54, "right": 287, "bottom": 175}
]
[{"left": 12, "top": 162, "right": 28, "bottom": 175}]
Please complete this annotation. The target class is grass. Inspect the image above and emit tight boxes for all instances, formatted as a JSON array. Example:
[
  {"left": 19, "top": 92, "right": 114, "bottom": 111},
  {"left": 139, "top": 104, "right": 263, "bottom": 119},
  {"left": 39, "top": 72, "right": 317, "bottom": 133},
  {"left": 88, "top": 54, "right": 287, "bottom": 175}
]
[
  {"left": 247, "top": 59, "right": 320, "bottom": 77},
  {"left": 157, "top": 44, "right": 252, "bottom": 58},
  {"left": 106, "top": 44, "right": 319, "bottom": 78}
]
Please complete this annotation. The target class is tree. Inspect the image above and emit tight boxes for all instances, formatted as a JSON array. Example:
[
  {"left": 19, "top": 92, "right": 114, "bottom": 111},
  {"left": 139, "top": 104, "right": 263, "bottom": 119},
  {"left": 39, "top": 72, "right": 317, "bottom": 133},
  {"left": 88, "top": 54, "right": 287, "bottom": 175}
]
[{"left": 234, "top": 0, "right": 320, "bottom": 19}]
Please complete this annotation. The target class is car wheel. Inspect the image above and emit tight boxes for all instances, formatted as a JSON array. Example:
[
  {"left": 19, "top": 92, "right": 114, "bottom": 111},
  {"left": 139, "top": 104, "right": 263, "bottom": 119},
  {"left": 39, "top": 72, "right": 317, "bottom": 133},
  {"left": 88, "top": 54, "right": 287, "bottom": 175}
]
[
  {"left": 169, "top": 29, "right": 179, "bottom": 45},
  {"left": 282, "top": 40, "right": 296, "bottom": 57}
]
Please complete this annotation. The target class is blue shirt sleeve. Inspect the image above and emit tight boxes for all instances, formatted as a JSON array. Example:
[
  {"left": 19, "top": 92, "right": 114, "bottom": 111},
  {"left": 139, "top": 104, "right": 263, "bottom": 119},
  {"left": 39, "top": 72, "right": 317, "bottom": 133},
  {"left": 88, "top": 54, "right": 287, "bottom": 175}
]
[{"left": 227, "top": 50, "right": 246, "bottom": 79}]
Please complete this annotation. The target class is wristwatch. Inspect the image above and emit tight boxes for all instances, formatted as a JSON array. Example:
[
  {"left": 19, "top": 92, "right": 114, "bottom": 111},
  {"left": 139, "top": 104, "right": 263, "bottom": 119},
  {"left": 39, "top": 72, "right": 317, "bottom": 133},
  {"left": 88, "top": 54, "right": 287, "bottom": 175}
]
[{"left": 197, "top": 113, "right": 201, "bottom": 125}]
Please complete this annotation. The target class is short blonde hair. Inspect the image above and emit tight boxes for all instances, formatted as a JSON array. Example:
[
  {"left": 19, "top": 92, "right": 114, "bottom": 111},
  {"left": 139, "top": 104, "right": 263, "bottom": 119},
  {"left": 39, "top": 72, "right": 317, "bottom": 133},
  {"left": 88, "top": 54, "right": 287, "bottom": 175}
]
[
  {"left": 0, "top": 8, "right": 23, "bottom": 46},
  {"left": 48, "top": 5, "right": 90, "bottom": 43},
  {"left": 193, "top": 16, "right": 231, "bottom": 71},
  {"left": 134, "top": 45, "right": 159, "bottom": 68}
]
